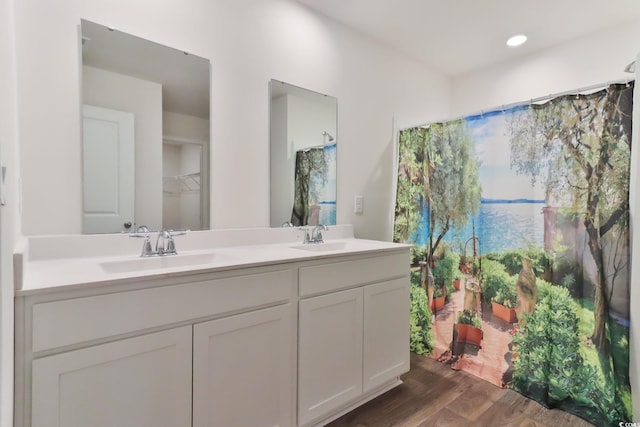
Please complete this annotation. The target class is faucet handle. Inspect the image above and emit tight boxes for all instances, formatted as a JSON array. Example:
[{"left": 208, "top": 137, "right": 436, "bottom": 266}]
[
  {"left": 159, "top": 229, "right": 189, "bottom": 255},
  {"left": 129, "top": 225, "right": 152, "bottom": 238},
  {"left": 129, "top": 226, "right": 156, "bottom": 256},
  {"left": 167, "top": 229, "right": 189, "bottom": 237},
  {"left": 313, "top": 224, "right": 328, "bottom": 243},
  {"left": 298, "top": 227, "right": 312, "bottom": 243},
  {"left": 165, "top": 236, "right": 177, "bottom": 255},
  {"left": 129, "top": 232, "right": 156, "bottom": 257},
  {"left": 140, "top": 235, "right": 155, "bottom": 257}
]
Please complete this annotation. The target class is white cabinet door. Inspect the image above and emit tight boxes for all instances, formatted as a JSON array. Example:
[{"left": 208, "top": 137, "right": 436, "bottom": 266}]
[
  {"left": 363, "top": 278, "right": 410, "bottom": 392},
  {"left": 193, "top": 304, "right": 294, "bottom": 427},
  {"left": 298, "top": 288, "right": 364, "bottom": 426},
  {"left": 31, "top": 326, "right": 192, "bottom": 427}
]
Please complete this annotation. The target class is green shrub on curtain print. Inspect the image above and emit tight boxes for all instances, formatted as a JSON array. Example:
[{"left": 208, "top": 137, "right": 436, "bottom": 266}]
[
  {"left": 409, "top": 270, "right": 434, "bottom": 355},
  {"left": 478, "top": 259, "right": 511, "bottom": 304},
  {"left": 484, "top": 247, "right": 552, "bottom": 277},
  {"left": 511, "top": 281, "right": 627, "bottom": 425}
]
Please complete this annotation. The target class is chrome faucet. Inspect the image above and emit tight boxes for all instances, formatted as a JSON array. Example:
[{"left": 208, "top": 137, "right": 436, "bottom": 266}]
[
  {"left": 301, "top": 227, "right": 312, "bottom": 244},
  {"left": 156, "top": 229, "right": 188, "bottom": 255},
  {"left": 130, "top": 226, "right": 155, "bottom": 257},
  {"left": 130, "top": 227, "right": 188, "bottom": 257},
  {"left": 311, "top": 224, "right": 328, "bottom": 243},
  {"left": 156, "top": 230, "right": 176, "bottom": 256},
  {"left": 300, "top": 224, "right": 329, "bottom": 244}
]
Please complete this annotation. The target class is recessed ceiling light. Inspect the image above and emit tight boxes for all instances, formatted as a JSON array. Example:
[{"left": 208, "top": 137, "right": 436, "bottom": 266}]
[{"left": 506, "top": 34, "right": 527, "bottom": 47}]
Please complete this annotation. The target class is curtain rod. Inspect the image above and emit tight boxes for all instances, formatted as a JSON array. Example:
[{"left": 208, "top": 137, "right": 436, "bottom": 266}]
[
  {"left": 301, "top": 145, "right": 325, "bottom": 151},
  {"left": 299, "top": 142, "right": 337, "bottom": 152},
  {"left": 402, "top": 77, "right": 635, "bottom": 131}
]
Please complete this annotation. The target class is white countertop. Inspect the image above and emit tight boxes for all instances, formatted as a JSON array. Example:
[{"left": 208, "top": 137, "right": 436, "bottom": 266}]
[{"left": 15, "top": 226, "right": 410, "bottom": 296}]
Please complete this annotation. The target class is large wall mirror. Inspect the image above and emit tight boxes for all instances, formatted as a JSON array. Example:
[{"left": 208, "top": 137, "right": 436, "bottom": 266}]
[
  {"left": 269, "top": 80, "right": 337, "bottom": 227},
  {"left": 81, "top": 19, "right": 210, "bottom": 234}
]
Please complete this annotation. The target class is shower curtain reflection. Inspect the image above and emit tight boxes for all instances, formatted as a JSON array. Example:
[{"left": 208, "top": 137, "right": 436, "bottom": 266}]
[{"left": 291, "top": 143, "right": 336, "bottom": 226}]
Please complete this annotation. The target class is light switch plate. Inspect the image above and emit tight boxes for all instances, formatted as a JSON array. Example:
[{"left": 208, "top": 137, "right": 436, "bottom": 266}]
[{"left": 354, "top": 195, "right": 364, "bottom": 214}]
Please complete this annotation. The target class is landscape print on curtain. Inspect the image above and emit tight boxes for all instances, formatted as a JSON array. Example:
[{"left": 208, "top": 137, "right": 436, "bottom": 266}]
[
  {"left": 394, "top": 82, "right": 633, "bottom": 426},
  {"left": 291, "top": 143, "right": 337, "bottom": 226}
]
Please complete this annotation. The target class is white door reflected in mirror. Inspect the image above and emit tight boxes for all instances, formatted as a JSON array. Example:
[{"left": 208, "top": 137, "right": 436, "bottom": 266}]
[{"left": 82, "top": 105, "right": 135, "bottom": 234}]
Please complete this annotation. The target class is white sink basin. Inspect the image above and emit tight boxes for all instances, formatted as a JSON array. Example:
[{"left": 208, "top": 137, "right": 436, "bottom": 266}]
[
  {"left": 291, "top": 241, "right": 349, "bottom": 252},
  {"left": 100, "top": 253, "right": 223, "bottom": 274}
]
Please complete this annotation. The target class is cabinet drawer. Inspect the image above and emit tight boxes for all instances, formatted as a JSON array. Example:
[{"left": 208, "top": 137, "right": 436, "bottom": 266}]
[
  {"left": 31, "top": 268, "right": 295, "bottom": 353},
  {"left": 299, "top": 251, "right": 408, "bottom": 297}
]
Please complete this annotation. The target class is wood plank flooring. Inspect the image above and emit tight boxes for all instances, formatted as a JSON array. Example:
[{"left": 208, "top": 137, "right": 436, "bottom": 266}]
[{"left": 327, "top": 353, "right": 594, "bottom": 427}]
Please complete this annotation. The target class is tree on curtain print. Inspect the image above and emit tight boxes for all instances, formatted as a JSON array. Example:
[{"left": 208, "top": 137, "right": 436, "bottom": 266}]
[
  {"left": 394, "top": 121, "right": 481, "bottom": 264},
  {"left": 425, "top": 120, "right": 481, "bottom": 263},
  {"left": 394, "top": 128, "right": 429, "bottom": 244},
  {"left": 508, "top": 83, "right": 633, "bottom": 357}
]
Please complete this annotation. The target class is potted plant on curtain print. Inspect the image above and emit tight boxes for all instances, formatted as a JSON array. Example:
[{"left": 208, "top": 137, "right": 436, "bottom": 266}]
[
  {"left": 433, "top": 252, "right": 460, "bottom": 301},
  {"left": 453, "top": 271, "right": 462, "bottom": 291},
  {"left": 431, "top": 286, "right": 446, "bottom": 312},
  {"left": 455, "top": 310, "right": 483, "bottom": 347},
  {"left": 491, "top": 287, "right": 518, "bottom": 323},
  {"left": 480, "top": 259, "right": 518, "bottom": 322}
]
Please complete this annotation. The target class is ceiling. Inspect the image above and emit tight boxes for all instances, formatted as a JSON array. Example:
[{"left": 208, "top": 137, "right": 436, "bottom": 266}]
[{"left": 296, "top": 0, "right": 640, "bottom": 76}]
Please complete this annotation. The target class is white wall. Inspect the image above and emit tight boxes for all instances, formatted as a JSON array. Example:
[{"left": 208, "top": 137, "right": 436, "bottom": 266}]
[
  {"left": 451, "top": 23, "right": 640, "bottom": 420},
  {"left": 270, "top": 94, "right": 289, "bottom": 226},
  {"left": 163, "top": 111, "right": 209, "bottom": 142},
  {"left": 83, "top": 66, "right": 163, "bottom": 230},
  {"left": 12, "top": 0, "right": 450, "bottom": 240},
  {"left": 0, "top": 0, "right": 19, "bottom": 423},
  {"left": 289, "top": 93, "right": 336, "bottom": 152},
  {"left": 450, "top": 23, "right": 640, "bottom": 116}
]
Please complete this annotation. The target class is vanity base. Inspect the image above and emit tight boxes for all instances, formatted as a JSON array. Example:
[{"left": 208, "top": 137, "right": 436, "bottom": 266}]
[
  {"left": 14, "top": 229, "right": 410, "bottom": 427},
  {"left": 306, "top": 378, "right": 403, "bottom": 427}
]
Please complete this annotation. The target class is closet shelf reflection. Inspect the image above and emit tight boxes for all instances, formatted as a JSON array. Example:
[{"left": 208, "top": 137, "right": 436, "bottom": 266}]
[{"left": 163, "top": 172, "right": 201, "bottom": 195}]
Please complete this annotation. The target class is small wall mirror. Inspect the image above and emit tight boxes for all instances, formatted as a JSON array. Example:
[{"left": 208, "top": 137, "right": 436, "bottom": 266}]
[
  {"left": 269, "top": 80, "right": 337, "bottom": 227},
  {"left": 81, "top": 19, "right": 210, "bottom": 234}
]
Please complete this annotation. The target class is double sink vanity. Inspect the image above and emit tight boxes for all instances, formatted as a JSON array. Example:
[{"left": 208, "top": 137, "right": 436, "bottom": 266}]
[
  {"left": 9, "top": 16, "right": 409, "bottom": 427},
  {"left": 13, "top": 225, "right": 410, "bottom": 427}
]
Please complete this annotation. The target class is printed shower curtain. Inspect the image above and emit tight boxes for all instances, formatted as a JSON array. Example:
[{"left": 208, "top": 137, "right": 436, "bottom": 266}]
[
  {"left": 291, "top": 144, "right": 337, "bottom": 226},
  {"left": 394, "top": 82, "right": 634, "bottom": 426}
]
